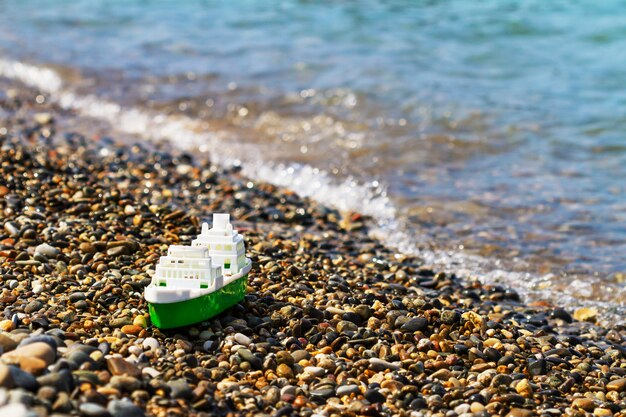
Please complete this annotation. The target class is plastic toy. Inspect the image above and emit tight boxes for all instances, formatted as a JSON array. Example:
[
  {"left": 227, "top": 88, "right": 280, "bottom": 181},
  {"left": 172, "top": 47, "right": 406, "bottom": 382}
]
[{"left": 144, "top": 213, "right": 252, "bottom": 329}]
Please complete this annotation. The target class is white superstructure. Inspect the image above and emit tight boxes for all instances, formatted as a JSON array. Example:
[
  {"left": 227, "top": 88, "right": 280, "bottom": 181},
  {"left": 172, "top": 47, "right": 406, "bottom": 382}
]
[
  {"left": 153, "top": 245, "right": 221, "bottom": 290},
  {"left": 192, "top": 213, "right": 247, "bottom": 276}
]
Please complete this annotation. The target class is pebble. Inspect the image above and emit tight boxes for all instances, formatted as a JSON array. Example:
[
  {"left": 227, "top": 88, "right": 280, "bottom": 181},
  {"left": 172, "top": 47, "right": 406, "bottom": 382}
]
[
  {"left": 400, "top": 317, "right": 428, "bottom": 332},
  {"left": 265, "top": 386, "right": 280, "bottom": 404},
  {"left": 106, "top": 357, "right": 141, "bottom": 378},
  {"left": 280, "top": 385, "right": 296, "bottom": 397},
  {"left": 23, "top": 301, "right": 43, "bottom": 314},
  {"left": 276, "top": 363, "right": 294, "bottom": 379},
  {"left": 52, "top": 392, "right": 72, "bottom": 413},
  {"left": 8, "top": 366, "right": 37, "bottom": 391},
  {"left": 606, "top": 378, "right": 625, "bottom": 392},
  {"left": 108, "top": 399, "right": 145, "bottom": 417},
  {"left": 515, "top": 379, "right": 533, "bottom": 397},
  {"left": 1, "top": 342, "right": 55, "bottom": 374},
  {"left": 237, "top": 348, "right": 262, "bottom": 369},
  {"left": 167, "top": 379, "right": 191, "bottom": 399},
  {"left": 364, "top": 388, "right": 386, "bottom": 404},
  {"left": 33, "top": 112, "right": 52, "bottom": 124},
  {"left": 109, "top": 376, "right": 141, "bottom": 392},
  {"left": 234, "top": 333, "right": 251, "bottom": 346},
  {"left": 79, "top": 402, "right": 110, "bottom": 417},
  {"left": 120, "top": 325, "right": 142, "bottom": 336},
  {"left": 470, "top": 402, "right": 485, "bottom": 413},
  {"left": 506, "top": 409, "right": 534, "bottom": 417},
  {"left": 141, "top": 367, "right": 160, "bottom": 378},
  {"left": 34, "top": 243, "right": 59, "bottom": 258},
  {"left": 133, "top": 316, "right": 147, "bottom": 329},
  {"left": 491, "top": 374, "right": 513, "bottom": 387},
  {"left": 310, "top": 387, "right": 334, "bottom": 399},
  {"left": 336, "top": 384, "right": 360, "bottom": 397},
  {"left": 0, "top": 364, "right": 13, "bottom": 388},
  {"left": 304, "top": 366, "right": 325, "bottom": 377},
  {"left": 454, "top": 404, "right": 470, "bottom": 415},
  {"left": 0, "top": 334, "right": 17, "bottom": 353},
  {"left": 431, "top": 369, "right": 451, "bottom": 380},
  {"left": 141, "top": 338, "right": 159, "bottom": 351},
  {"left": 336, "top": 320, "right": 358, "bottom": 333},
  {"left": 109, "top": 317, "right": 132, "bottom": 328},
  {"left": 0, "top": 403, "right": 33, "bottom": 417},
  {"left": 291, "top": 350, "right": 309, "bottom": 363},
  {"left": 572, "top": 398, "right": 595, "bottom": 411},
  {"left": 369, "top": 358, "right": 400, "bottom": 371},
  {"left": 573, "top": 307, "right": 598, "bottom": 322},
  {"left": 0, "top": 321, "right": 14, "bottom": 333},
  {"left": 18, "top": 335, "right": 58, "bottom": 350},
  {"left": 551, "top": 307, "right": 573, "bottom": 322},
  {"left": 528, "top": 358, "right": 547, "bottom": 376},
  {"left": 36, "top": 369, "right": 73, "bottom": 393}
]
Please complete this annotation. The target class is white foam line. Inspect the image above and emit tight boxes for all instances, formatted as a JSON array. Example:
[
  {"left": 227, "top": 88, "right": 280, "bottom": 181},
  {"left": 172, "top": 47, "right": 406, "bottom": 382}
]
[
  {"left": 0, "top": 59, "right": 62, "bottom": 93},
  {"left": 0, "top": 58, "right": 397, "bottom": 220},
  {"left": 1, "top": 58, "right": 623, "bottom": 322}
]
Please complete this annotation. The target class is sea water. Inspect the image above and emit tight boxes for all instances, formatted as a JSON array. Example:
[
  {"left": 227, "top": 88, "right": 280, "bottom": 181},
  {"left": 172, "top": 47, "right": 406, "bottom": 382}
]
[{"left": 0, "top": 0, "right": 624, "bottom": 319}]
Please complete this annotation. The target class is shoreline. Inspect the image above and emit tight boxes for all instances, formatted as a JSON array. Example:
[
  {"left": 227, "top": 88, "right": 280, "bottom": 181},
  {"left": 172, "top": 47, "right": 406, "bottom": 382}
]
[
  {"left": 1, "top": 57, "right": 625, "bottom": 322},
  {"left": 0, "top": 81, "right": 625, "bottom": 416}
]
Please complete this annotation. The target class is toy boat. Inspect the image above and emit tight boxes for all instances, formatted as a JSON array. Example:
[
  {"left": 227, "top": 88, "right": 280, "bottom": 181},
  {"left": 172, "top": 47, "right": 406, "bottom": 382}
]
[{"left": 144, "top": 213, "right": 252, "bottom": 329}]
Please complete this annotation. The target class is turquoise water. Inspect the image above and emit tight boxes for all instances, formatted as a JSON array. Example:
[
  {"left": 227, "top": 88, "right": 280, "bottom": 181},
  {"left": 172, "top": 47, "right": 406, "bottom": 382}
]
[{"left": 1, "top": 1, "right": 625, "bottom": 311}]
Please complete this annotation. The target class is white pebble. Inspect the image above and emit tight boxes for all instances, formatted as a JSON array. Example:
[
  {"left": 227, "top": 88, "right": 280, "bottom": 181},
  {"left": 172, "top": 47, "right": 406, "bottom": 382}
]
[
  {"left": 454, "top": 404, "right": 470, "bottom": 415},
  {"left": 0, "top": 403, "right": 30, "bottom": 417},
  {"left": 127, "top": 345, "right": 142, "bottom": 356},
  {"left": 304, "top": 366, "right": 326, "bottom": 377},
  {"left": 234, "top": 333, "right": 251, "bottom": 346},
  {"left": 142, "top": 367, "right": 161, "bottom": 378},
  {"left": 142, "top": 337, "right": 160, "bottom": 351}
]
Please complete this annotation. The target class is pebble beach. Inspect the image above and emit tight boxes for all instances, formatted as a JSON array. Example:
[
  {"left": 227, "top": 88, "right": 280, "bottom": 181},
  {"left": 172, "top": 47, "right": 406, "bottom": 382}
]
[{"left": 0, "top": 81, "right": 625, "bottom": 417}]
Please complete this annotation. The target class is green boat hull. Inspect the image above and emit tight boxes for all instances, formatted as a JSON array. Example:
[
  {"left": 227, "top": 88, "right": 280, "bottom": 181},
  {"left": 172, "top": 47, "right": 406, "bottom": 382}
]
[{"left": 148, "top": 274, "right": 248, "bottom": 329}]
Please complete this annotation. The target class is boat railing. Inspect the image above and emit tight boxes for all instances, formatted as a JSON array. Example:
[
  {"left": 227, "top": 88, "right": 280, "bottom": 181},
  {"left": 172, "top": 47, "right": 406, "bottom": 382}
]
[
  {"left": 154, "top": 265, "right": 222, "bottom": 289},
  {"left": 158, "top": 258, "right": 213, "bottom": 267}
]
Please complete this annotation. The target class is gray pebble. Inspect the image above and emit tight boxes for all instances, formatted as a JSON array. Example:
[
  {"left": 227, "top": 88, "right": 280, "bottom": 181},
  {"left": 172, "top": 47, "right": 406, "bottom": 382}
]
[
  {"left": 18, "top": 335, "right": 59, "bottom": 350},
  {"left": 400, "top": 317, "right": 428, "bottom": 332},
  {"left": 79, "top": 402, "right": 110, "bottom": 417},
  {"left": 107, "top": 399, "right": 145, "bottom": 417},
  {"left": 336, "top": 384, "right": 360, "bottom": 396},
  {"left": 35, "top": 243, "right": 59, "bottom": 258},
  {"left": 167, "top": 379, "right": 191, "bottom": 399},
  {"left": 8, "top": 367, "right": 38, "bottom": 391},
  {"left": 37, "top": 369, "right": 74, "bottom": 393},
  {"left": 237, "top": 348, "right": 261, "bottom": 369}
]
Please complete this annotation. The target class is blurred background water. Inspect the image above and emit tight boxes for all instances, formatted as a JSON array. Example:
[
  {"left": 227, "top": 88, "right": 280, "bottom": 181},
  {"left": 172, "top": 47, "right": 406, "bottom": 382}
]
[{"left": 0, "top": 0, "right": 625, "bottom": 314}]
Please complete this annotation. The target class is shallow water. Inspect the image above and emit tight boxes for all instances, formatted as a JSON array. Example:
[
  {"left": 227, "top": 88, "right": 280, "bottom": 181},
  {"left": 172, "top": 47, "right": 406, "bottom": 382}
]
[{"left": 0, "top": 1, "right": 624, "bottom": 317}]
